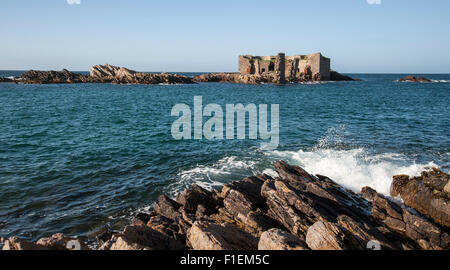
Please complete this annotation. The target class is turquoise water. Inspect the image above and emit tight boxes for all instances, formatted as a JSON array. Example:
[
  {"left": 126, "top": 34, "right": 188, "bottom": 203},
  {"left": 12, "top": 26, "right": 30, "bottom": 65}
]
[{"left": 0, "top": 72, "right": 449, "bottom": 240}]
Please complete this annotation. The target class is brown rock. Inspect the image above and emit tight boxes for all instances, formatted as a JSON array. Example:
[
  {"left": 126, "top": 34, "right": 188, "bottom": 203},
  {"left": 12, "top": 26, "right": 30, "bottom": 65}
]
[
  {"left": 361, "top": 186, "right": 377, "bottom": 201},
  {"left": 36, "top": 233, "right": 88, "bottom": 250},
  {"left": 100, "top": 225, "right": 186, "bottom": 250},
  {"left": 391, "top": 169, "right": 450, "bottom": 227},
  {"left": 305, "top": 221, "right": 349, "bottom": 250},
  {"left": 176, "top": 184, "right": 219, "bottom": 214},
  {"left": 187, "top": 221, "right": 258, "bottom": 250},
  {"left": 258, "top": 228, "right": 308, "bottom": 250},
  {"left": 153, "top": 195, "right": 182, "bottom": 221},
  {"left": 2, "top": 237, "right": 48, "bottom": 250},
  {"left": 398, "top": 75, "right": 432, "bottom": 83}
]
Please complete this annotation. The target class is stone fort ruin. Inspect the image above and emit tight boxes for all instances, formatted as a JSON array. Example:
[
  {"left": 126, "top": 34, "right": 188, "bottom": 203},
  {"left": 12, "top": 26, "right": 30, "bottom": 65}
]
[{"left": 238, "top": 52, "right": 331, "bottom": 83}]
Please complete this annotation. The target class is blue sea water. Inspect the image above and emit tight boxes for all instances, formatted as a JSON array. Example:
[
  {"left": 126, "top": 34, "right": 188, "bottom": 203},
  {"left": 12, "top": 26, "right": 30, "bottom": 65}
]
[{"left": 0, "top": 71, "right": 449, "bottom": 241}]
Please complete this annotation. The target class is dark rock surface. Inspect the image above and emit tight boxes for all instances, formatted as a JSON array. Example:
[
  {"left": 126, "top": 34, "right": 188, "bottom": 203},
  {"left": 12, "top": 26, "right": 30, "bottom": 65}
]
[
  {"left": 21, "top": 69, "right": 90, "bottom": 84},
  {"left": 2, "top": 64, "right": 195, "bottom": 85},
  {"left": 2, "top": 161, "right": 449, "bottom": 250},
  {"left": 398, "top": 75, "right": 432, "bottom": 83}
]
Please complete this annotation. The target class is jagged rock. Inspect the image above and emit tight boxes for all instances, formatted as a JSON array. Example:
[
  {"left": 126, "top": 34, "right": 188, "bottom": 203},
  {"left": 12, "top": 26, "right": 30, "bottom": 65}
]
[
  {"left": 305, "top": 221, "right": 350, "bottom": 250},
  {"left": 261, "top": 161, "right": 372, "bottom": 241},
  {"left": 153, "top": 195, "right": 182, "bottom": 221},
  {"left": 17, "top": 64, "right": 194, "bottom": 85},
  {"left": 398, "top": 75, "right": 432, "bottom": 83},
  {"left": 337, "top": 215, "right": 395, "bottom": 250},
  {"left": 2, "top": 237, "right": 48, "bottom": 250},
  {"left": 361, "top": 186, "right": 377, "bottom": 201},
  {"left": 146, "top": 215, "right": 185, "bottom": 243},
  {"left": 261, "top": 179, "right": 313, "bottom": 239},
  {"left": 131, "top": 212, "right": 152, "bottom": 226},
  {"left": 258, "top": 228, "right": 308, "bottom": 250},
  {"left": 371, "top": 190, "right": 449, "bottom": 250},
  {"left": 2, "top": 234, "right": 88, "bottom": 250},
  {"left": 391, "top": 168, "right": 449, "bottom": 227},
  {"left": 176, "top": 184, "right": 220, "bottom": 215},
  {"left": 90, "top": 64, "right": 136, "bottom": 79},
  {"left": 20, "top": 69, "right": 89, "bottom": 84},
  {"left": 89, "top": 64, "right": 194, "bottom": 84},
  {"left": 221, "top": 175, "right": 276, "bottom": 236},
  {"left": 36, "top": 233, "right": 89, "bottom": 250},
  {"left": 187, "top": 221, "right": 258, "bottom": 250},
  {"left": 100, "top": 225, "right": 186, "bottom": 250}
]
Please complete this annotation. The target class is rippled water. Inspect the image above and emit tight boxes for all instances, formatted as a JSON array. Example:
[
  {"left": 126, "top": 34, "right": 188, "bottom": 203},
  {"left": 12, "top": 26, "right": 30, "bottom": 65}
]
[{"left": 0, "top": 72, "right": 449, "bottom": 240}]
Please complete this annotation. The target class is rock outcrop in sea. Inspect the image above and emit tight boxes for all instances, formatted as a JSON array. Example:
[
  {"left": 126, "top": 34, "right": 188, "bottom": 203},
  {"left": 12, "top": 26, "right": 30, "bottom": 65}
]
[
  {"left": 398, "top": 75, "right": 432, "bottom": 83},
  {"left": 6, "top": 64, "right": 195, "bottom": 85},
  {"left": 88, "top": 64, "right": 195, "bottom": 84},
  {"left": 0, "top": 65, "right": 356, "bottom": 85},
  {"left": 192, "top": 70, "right": 357, "bottom": 84},
  {"left": 2, "top": 161, "right": 448, "bottom": 250}
]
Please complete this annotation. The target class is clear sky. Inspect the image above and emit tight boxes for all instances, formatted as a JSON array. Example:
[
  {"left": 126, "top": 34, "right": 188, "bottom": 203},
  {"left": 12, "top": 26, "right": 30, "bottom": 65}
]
[{"left": 1, "top": 0, "right": 449, "bottom": 73}]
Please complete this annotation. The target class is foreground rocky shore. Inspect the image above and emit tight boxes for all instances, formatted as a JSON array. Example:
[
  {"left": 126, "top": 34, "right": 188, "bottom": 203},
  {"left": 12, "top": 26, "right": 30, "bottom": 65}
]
[
  {"left": 2, "top": 161, "right": 449, "bottom": 250},
  {"left": 0, "top": 64, "right": 356, "bottom": 85}
]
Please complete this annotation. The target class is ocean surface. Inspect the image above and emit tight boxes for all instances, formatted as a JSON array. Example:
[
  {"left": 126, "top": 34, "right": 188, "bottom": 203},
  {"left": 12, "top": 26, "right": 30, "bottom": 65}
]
[{"left": 0, "top": 71, "right": 449, "bottom": 241}]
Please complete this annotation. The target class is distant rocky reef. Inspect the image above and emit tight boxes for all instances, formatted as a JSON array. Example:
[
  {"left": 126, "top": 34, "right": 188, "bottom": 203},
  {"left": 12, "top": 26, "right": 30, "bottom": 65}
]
[
  {"left": 2, "top": 161, "right": 449, "bottom": 250},
  {"left": 193, "top": 70, "right": 357, "bottom": 84},
  {"left": 0, "top": 64, "right": 357, "bottom": 85},
  {"left": 398, "top": 75, "right": 432, "bottom": 83},
  {"left": 2, "top": 64, "right": 195, "bottom": 85}
]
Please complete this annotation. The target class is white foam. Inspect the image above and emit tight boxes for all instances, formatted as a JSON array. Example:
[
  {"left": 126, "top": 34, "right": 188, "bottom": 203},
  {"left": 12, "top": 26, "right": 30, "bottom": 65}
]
[
  {"left": 168, "top": 156, "right": 256, "bottom": 196},
  {"left": 431, "top": 80, "right": 450, "bottom": 83},
  {"left": 262, "top": 168, "right": 279, "bottom": 178},
  {"left": 267, "top": 148, "right": 437, "bottom": 196}
]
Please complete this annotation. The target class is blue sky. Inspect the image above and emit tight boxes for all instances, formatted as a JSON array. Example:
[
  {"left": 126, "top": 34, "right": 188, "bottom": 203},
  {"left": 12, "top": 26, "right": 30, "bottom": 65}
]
[{"left": 1, "top": 0, "right": 449, "bottom": 72}]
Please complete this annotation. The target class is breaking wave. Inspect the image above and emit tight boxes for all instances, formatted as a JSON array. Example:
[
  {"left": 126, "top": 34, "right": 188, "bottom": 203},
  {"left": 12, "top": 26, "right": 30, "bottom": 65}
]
[
  {"left": 267, "top": 148, "right": 437, "bottom": 196},
  {"left": 169, "top": 156, "right": 258, "bottom": 196}
]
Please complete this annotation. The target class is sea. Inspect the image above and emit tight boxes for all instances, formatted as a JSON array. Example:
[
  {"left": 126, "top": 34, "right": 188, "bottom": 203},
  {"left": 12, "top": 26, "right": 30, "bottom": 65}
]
[{"left": 0, "top": 71, "right": 449, "bottom": 241}]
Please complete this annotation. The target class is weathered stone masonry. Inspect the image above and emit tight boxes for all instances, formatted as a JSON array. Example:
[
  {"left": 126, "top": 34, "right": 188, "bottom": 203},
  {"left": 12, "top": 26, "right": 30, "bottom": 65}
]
[{"left": 239, "top": 52, "right": 331, "bottom": 82}]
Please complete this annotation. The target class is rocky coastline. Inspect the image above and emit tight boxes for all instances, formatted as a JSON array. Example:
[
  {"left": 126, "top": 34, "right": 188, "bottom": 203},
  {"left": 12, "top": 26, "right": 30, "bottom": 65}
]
[
  {"left": 0, "top": 64, "right": 357, "bottom": 85},
  {"left": 2, "top": 161, "right": 449, "bottom": 250},
  {"left": 12, "top": 64, "right": 195, "bottom": 85}
]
